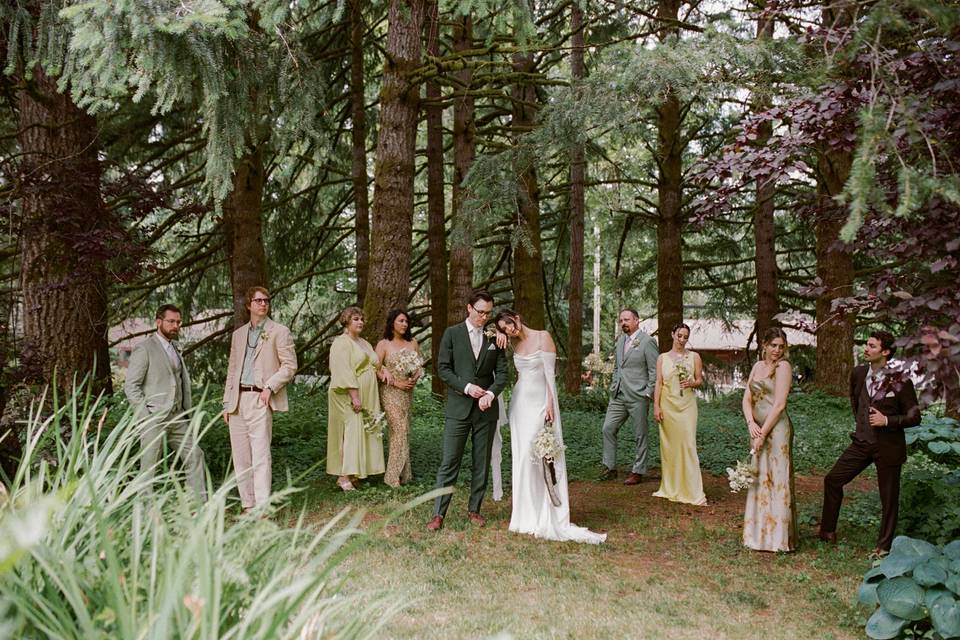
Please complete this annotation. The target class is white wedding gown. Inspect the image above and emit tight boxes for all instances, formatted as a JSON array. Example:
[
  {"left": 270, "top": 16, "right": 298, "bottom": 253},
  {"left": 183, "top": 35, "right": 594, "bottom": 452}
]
[{"left": 508, "top": 351, "right": 607, "bottom": 544}]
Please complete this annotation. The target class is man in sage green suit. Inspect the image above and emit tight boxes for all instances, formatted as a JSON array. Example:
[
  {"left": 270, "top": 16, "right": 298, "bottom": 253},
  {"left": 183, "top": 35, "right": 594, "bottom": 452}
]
[
  {"left": 124, "top": 304, "right": 207, "bottom": 500},
  {"left": 600, "top": 308, "right": 659, "bottom": 485},
  {"left": 427, "top": 290, "right": 508, "bottom": 530}
]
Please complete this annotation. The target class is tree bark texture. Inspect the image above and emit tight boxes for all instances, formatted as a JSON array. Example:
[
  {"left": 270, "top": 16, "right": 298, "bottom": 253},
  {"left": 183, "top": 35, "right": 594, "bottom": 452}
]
[
  {"left": 565, "top": 2, "right": 586, "bottom": 393},
  {"left": 424, "top": 0, "right": 447, "bottom": 395},
  {"left": 16, "top": 64, "right": 112, "bottom": 394},
  {"left": 655, "top": 0, "right": 685, "bottom": 354},
  {"left": 362, "top": 0, "right": 425, "bottom": 341},
  {"left": 813, "top": 0, "right": 856, "bottom": 394},
  {"left": 511, "top": 48, "right": 546, "bottom": 329},
  {"left": 350, "top": 0, "right": 371, "bottom": 306},
  {"left": 446, "top": 13, "right": 476, "bottom": 327},
  {"left": 753, "top": 6, "right": 779, "bottom": 343},
  {"left": 223, "top": 144, "right": 269, "bottom": 329}
]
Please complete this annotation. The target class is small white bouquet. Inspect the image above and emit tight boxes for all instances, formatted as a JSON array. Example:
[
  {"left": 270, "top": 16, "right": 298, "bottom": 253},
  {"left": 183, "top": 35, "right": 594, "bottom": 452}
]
[
  {"left": 390, "top": 349, "right": 423, "bottom": 379},
  {"left": 360, "top": 409, "right": 386, "bottom": 437},
  {"left": 726, "top": 453, "right": 758, "bottom": 493},
  {"left": 532, "top": 422, "right": 565, "bottom": 464}
]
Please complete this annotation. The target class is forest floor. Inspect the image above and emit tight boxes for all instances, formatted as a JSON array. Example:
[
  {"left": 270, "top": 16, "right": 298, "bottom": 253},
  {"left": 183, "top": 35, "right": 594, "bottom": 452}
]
[{"left": 288, "top": 470, "right": 876, "bottom": 639}]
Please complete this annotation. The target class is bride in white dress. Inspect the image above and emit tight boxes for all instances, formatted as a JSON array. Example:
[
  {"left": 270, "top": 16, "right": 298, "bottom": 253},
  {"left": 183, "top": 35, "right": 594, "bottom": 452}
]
[{"left": 494, "top": 310, "right": 607, "bottom": 544}]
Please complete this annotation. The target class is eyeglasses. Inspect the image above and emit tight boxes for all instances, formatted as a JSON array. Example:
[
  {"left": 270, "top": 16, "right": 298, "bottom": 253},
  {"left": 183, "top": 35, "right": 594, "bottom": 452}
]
[
  {"left": 251, "top": 298, "right": 271, "bottom": 305},
  {"left": 473, "top": 308, "right": 492, "bottom": 317}
]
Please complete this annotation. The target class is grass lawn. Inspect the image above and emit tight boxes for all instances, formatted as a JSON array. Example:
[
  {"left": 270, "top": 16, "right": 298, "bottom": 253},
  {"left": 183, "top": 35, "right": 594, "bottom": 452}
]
[{"left": 197, "top": 383, "right": 882, "bottom": 638}]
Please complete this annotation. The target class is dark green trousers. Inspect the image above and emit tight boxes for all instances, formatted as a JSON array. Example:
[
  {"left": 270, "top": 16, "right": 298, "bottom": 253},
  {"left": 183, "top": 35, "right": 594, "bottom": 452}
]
[{"left": 432, "top": 406, "right": 497, "bottom": 517}]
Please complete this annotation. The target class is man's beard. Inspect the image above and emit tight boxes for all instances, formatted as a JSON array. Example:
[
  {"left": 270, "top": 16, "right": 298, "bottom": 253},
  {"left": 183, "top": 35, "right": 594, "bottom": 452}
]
[{"left": 162, "top": 329, "right": 179, "bottom": 341}]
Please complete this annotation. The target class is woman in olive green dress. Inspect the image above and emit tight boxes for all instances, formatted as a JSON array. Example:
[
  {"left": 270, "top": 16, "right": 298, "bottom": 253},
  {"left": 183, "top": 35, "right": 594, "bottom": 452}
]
[{"left": 327, "top": 306, "right": 385, "bottom": 491}]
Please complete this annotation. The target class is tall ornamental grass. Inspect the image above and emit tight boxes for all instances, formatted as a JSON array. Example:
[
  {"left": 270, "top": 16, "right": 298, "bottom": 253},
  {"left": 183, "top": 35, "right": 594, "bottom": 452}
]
[{"left": 0, "top": 386, "right": 408, "bottom": 639}]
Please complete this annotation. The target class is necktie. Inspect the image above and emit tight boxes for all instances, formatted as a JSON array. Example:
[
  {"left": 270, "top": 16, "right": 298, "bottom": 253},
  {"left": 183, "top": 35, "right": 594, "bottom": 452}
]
[
  {"left": 470, "top": 327, "right": 481, "bottom": 358},
  {"left": 624, "top": 335, "right": 633, "bottom": 354},
  {"left": 168, "top": 341, "right": 181, "bottom": 369}
]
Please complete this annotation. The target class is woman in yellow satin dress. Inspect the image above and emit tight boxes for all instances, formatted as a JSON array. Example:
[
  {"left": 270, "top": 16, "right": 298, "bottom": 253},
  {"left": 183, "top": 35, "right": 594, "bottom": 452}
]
[{"left": 652, "top": 323, "right": 707, "bottom": 505}]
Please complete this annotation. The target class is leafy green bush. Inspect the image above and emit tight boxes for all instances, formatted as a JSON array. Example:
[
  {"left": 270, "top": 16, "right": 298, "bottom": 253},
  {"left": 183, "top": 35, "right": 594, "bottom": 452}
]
[
  {"left": 0, "top": 386, "right": 402, "bottom": 639},
  {"left": 899, "top": 417, "right": 960, "bottom": 544},
  {"left": 858, "top": 536, "right": 960, "bottom": 640}
]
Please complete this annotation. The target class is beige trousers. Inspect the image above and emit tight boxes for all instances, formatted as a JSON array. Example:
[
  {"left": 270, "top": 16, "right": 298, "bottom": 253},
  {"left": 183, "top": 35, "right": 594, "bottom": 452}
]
[{"left": 228, "top": 392, "right": 273, "bottom": 508}]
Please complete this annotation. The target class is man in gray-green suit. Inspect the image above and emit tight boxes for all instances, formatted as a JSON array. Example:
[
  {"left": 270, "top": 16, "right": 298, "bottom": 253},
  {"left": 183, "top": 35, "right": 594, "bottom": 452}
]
[
  {"left": 124, "top": 304, "right": 207, "bottom": 500},
  {"left": 600, "top": 308, "right": 659, "bottom": 485},
  {"left": 427, "top": 290, "right": 508, "bottom": 531}
]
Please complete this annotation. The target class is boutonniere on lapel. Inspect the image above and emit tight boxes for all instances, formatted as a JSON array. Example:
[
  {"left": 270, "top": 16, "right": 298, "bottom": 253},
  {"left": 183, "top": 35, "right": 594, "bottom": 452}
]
[
  {"left": 871, "top": 367, "right": 906, "bottom": 402},
  {"left": 259, "top": 331, "right": 270, "bottom": 342},
  {"left": 483, "top": 326, "right": 497, "bottom": 340}
]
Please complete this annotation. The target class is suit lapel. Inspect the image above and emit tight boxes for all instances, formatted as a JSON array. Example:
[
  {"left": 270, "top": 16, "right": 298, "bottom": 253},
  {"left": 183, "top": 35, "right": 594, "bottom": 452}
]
[
  {"left": 253, "top": 319, "right": 271, "bottom": 361},
  {"left": 475, "top": 329, "right": 489, "bottom": 371}
]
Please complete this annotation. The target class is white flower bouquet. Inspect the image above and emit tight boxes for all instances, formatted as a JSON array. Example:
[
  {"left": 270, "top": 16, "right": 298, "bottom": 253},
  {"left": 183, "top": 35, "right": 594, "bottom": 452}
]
[
  {"left": 390, "top": 349, "right": 423, "bottom": 379},
  {"left": 726, "top": 453, "right": 758, "bottom": 493},
  {"left": 360, "top": 409, "right": 386, "bottom": 438}
]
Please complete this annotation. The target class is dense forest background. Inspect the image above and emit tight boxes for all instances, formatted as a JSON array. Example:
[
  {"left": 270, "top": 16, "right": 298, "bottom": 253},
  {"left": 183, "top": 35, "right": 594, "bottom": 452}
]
[{"left": 1, "top": 0, "right": 957, "bottom": 439}]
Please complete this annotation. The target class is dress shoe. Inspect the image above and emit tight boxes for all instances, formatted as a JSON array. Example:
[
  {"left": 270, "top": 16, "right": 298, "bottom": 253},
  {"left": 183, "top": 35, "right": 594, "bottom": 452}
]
[
  {"left": 467, "top": 511, "right": 486, "bottom": 527},
  {"left": 817, "top": 530, "right": 837, "bottom": 543},
  {"left": 426, "top": 515, "right": 444, "bottom": 531},
  {"left": 623, "top": 472, "right": 644, "bottom": 486},
  {"left": 598, "top": 467, "right": 618, "bottom": 481},
  {"left": 337, "top": 478, "right": 355, "bottom": 492}
]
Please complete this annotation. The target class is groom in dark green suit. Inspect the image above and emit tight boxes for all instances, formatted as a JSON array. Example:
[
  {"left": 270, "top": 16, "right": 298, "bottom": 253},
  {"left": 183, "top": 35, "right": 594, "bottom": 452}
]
[{"left": 427, "top": 290, "right": 508, "bottom": 530}]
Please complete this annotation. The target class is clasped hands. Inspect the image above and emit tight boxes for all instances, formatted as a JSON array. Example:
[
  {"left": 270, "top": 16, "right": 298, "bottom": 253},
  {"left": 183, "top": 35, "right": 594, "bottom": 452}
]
[
  {"left": 748, "top": 419, "right": 765, "bottom": 452},
  {"left": 378, "top": 367, "right": 415, "bottom": 391},
  {"left": 467, "top": 384, "right": 494, "bottom": 411}
]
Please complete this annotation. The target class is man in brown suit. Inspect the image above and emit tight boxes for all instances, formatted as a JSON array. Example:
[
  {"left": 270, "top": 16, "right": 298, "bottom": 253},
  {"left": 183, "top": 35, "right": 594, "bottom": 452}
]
[
  {"left": 819, "top": 330, "right": 921, "bottom": 555},
  {"left": 223, "top": 286, "right": 298, "bottom": 510}
]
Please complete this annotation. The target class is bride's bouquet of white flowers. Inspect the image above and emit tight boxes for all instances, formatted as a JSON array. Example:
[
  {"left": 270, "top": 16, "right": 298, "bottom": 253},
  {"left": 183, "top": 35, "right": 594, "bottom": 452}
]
[
  {"left": 390, "top": 350, "right": 423, "bottom": 379},
  {"left": 726, "top": 453, "right": 758, "bottom": 493},
  {"left": 533, "top": 421, "right": 565, "bottom": 507}
]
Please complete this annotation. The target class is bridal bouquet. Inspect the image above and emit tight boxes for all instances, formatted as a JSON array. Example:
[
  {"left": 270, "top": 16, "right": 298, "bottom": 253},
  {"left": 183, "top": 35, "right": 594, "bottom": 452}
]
[
  {"left": 726, "top": 453, "right": 758, "bottom": 493},
  {"left": 533, "top": 422, "right": 565, "bottom": 507},
  {"left": 360, "top": 408, "right": 387, "bottom": 437},
  {"left": 390, "top": 350, "right": 423, "bottom": 379}
]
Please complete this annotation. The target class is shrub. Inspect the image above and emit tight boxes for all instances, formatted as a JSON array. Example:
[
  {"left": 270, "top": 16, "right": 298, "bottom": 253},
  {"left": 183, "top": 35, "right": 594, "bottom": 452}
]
[
  {"left": 0, "top": 385, "right": 402, "bottom": 639},
  {"left": 899, "top": 417, "right": 960, "bottom": 544},
  {"left": 858, "top": 536, "right": 960, "bottom": 640}
]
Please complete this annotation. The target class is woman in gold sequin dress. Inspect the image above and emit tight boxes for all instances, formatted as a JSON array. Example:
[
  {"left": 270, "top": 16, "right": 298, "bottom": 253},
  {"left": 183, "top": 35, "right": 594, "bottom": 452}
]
[
  {"left": 375, "top": 310, "right": 422, "bottom": 487},
  {"left": 742, "top": 327, "right": 797, "bottom": 552}
]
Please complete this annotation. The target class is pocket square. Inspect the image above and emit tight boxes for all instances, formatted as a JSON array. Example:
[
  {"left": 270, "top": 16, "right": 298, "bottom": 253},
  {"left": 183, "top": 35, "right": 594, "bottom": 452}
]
[
  {"left": 884, "top": 391, "right": 895, "bottom": 398},
  {"left": 487, "top": 343, "right": 497, "bottom": 350}
]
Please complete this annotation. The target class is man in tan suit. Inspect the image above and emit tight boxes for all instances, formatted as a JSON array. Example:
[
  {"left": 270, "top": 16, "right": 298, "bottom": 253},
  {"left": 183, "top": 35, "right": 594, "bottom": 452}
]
[
  {"left": 125, "top": 303, "right": 207, "bottom": 500},
  {"left": 223, "top": 286, "right": 298, "bottom": 510}
]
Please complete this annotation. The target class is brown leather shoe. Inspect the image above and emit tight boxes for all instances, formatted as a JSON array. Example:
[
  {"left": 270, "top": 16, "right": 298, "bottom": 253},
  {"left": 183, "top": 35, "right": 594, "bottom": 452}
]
[
  {"left": 598, "top": 467, "right": 618, "bottom": 481},
  {"left": 623, "top": 472, "right": 644, "bottom": 485},
  {"left": 818, "top": 530, "right": 837, "bottom": 543},
  {"left": 426, "top": 515, "right": 444, "bottom": 531},
  {"left": 467, "top": 511, "right": 486, "bottom": 527}
]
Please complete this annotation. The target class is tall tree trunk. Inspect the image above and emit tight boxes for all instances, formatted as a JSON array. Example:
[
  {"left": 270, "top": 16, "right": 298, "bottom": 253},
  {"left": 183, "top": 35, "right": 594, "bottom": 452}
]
[
  {"left": 350, "top": 0, "right": 371, "bottom": 306},
  {"left": 511, "top": 48, "right": 546, "bottom": 329},
  {"left": 814, "top": 0, "right": 856, "bottom": 394},
  {"left": 655, "top": 0, "right": 685, "bottom": 353},
  {"left": 753, "top": 4, "right": 779, "bottom": 343},
  {"left": 16, "top": 64, "right": 111, "bottom": 395},
  {"left": 223, "top": 144, "right": 269, "bottom": 329},
  {"left": 447, "top": 13, "right": 475, "bottom": 326},
  {"left": 565, "top": 2, "right": 586, "bottom": 393},
  {"left": 424, "top": 0, "right": 447, "bottom": 395},
  {"left": 362, "top": 0, "right": 425, "bottom": 340}
]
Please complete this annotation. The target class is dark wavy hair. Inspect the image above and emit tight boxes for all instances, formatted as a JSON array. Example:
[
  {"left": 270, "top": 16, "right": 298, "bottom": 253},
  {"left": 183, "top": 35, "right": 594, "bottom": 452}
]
[
  {"left": 384, "top": 309, "right": 414, "bottom": 341},
  {"left": 493, "top": 309, "right": 521, "bottom": 332},
  {"left": 671, "top": 322, "right": 691, "bottom": 335},
  {"left": 870, "top": 330, "right": 897, "bottom": 358}
]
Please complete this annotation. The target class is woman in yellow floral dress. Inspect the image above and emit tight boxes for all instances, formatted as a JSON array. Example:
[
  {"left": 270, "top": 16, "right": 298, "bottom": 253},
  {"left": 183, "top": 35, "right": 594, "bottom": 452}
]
[
  {"left": 375, "top": 309, "right": 422, "bottom": 487},
  {"left": 742, "top": 327, "right": 797, "bottom": 552},
  {"left": 652, "top": 322, "right": 707, "bottom": 505},
  {"left": 327, "top": 307, "right": 385, "bottom": 491}
]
